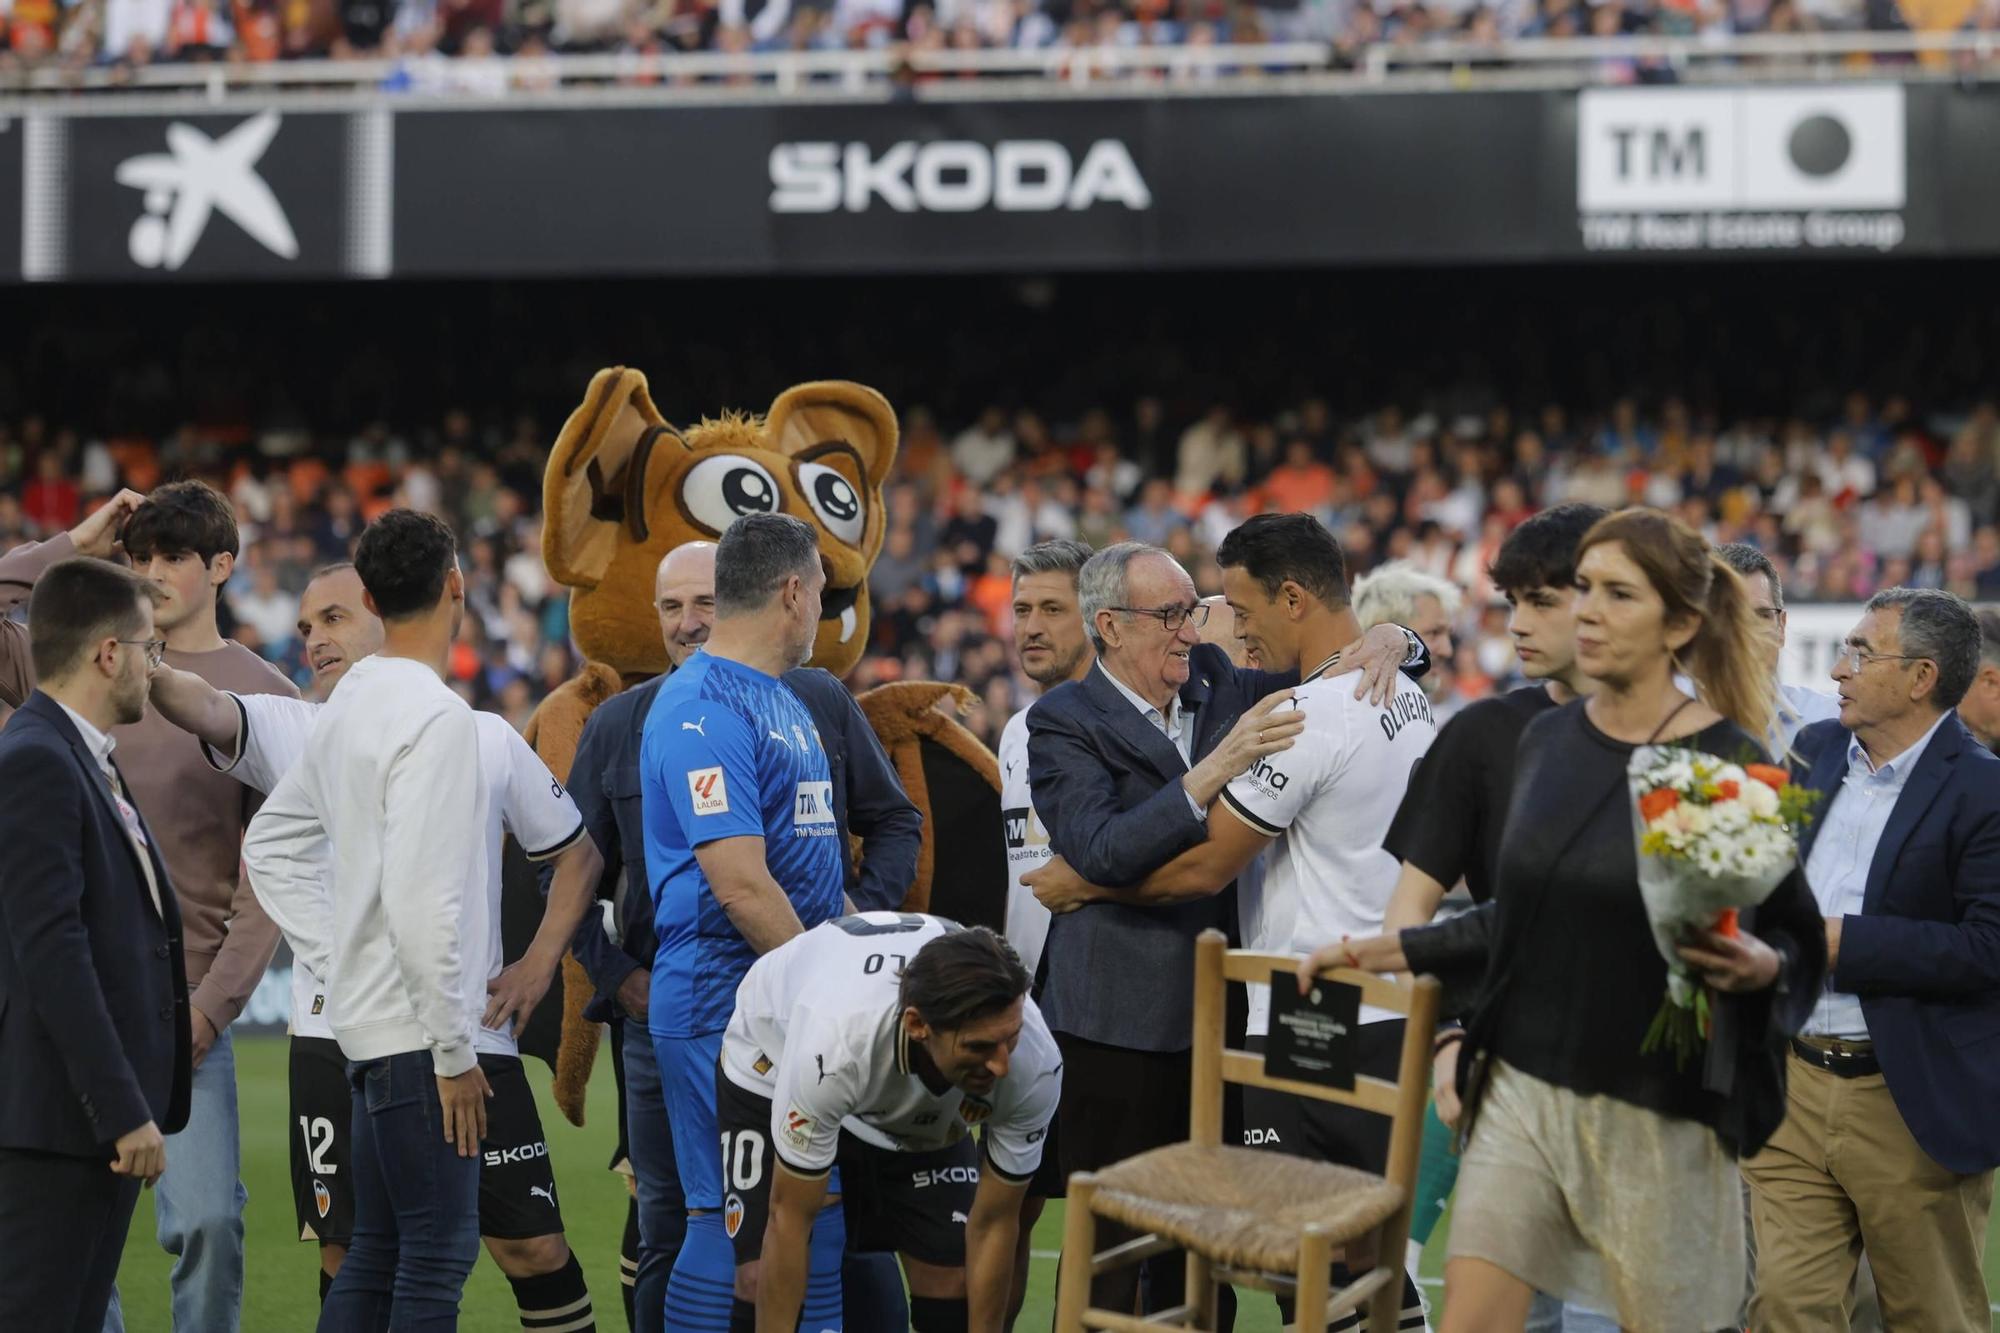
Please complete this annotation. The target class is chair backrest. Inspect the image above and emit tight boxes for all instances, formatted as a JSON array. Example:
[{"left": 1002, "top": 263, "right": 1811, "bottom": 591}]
[{"left": 1188, "top": 929, "right": 1441, "bottom": 1197}]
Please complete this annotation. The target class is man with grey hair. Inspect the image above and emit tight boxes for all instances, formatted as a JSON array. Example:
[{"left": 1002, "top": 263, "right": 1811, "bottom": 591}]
[
  {"left": 1957, "top": 606, "right": 2000, "bottom": 751},
  {"left": 1352, "top": 559, "right": 1459, "bottom": 703},
  {"left": 640, "top": 513, "right": 850, "bottom": 1332},
  {"left": 1715, "top": 542, "right": 1843, "bottom": 754},
  {"left": 1744, "top": 587, "right": 2000, "bottom": 1331},
  {"left": 1024, "top": 538, "right": 1424, "bottom": 1317}
]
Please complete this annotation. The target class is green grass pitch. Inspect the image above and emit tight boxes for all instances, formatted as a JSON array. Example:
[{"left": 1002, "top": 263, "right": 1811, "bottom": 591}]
[{"left": 111, "top": 1035, "right": 2000, "bottom": 1330}]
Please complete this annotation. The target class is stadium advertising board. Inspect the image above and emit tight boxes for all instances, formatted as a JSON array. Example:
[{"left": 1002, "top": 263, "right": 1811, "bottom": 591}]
[{"left": 5, "top": 85, "right": 1999, "bottom": 279}]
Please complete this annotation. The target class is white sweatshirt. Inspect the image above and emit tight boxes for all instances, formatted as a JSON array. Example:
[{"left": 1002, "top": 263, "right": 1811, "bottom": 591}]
[{"left": 243, "top": 656, "right": 488, "bottom": 1077}]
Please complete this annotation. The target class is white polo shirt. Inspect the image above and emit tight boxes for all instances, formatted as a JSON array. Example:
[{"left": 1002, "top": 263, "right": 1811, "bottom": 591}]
[{"left": 998, "top": 706, "right": 1052, "bottom": 978}]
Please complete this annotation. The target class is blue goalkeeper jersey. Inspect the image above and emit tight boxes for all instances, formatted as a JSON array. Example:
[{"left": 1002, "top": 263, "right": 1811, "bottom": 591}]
[{"left": 639, "top": 650, "right": 846, "bottom": 1038}]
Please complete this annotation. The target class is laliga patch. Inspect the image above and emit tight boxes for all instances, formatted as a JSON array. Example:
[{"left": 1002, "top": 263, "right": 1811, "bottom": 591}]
[
  {"left": 724, "top": 1193, "right": 745, "bottom": 1238},
  {"left": 783, "top": 1106, "right": 815, "bottom": 1153},
  {"left": 958, "top": 1099, "right": 992, "bottom": 1127},
  {"left": 688, "top": 767, "right": 729, "bottom": 816},
  {"left": 313, "top": 1180, "right": 331, "bottom": 1219}
]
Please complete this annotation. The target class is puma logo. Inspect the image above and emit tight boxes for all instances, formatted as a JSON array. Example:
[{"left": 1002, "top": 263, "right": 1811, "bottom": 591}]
[
  {"left": 770, "top": 730, "right": 792, "bottom": 748},
  {"left": 816, "top": 1054, "right": 828, "bottom": 1084},
  {"left": 529, "top": 1184, "right": 556, "bottom": 1207},
  {"left": 682, "top": 718, "right": 707, "bottom": 736}
]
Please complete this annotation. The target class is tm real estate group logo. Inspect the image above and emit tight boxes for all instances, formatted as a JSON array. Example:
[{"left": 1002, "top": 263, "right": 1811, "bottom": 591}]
[{"left": 1576, "top": 86, "right": 1906, "bottom": 254}]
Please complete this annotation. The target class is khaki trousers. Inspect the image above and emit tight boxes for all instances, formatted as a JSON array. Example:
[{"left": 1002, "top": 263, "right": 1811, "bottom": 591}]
[{"left": 1742, "top": 1052, "right": 1993, "bottom": 1333}]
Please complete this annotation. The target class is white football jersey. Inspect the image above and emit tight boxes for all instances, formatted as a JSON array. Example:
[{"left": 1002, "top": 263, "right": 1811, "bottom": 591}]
[
  {"left": 719, "top": 911, "right": 1062, "bottom": 1180},
  {"left": 997, "top": 706, "right": 1052, "bottom": 978},
  {"left": 1219, "top": 662, "right": 1438, "bottom": 1035},
  {"left": 214, "top": 691, "right": 584, "bottom": 1054}
]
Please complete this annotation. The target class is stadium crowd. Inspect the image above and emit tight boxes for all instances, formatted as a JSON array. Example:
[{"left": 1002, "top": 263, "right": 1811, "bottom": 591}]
[
  {"left": 3, "top": 390, "right": 1998, "bottom": 746},
  {"left": 1, "top": 0, "right": 1994, "bottom": 83}
]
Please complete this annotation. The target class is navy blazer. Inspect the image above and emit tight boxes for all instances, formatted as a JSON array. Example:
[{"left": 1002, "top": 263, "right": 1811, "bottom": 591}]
[
  {"left": 559, "top": 666, "right": 923, "bottom": 1021},
  {"left": 0, "top": 692, "right": 190, "bottom": 1156},
  {"left": 1026, "top": 643, "right": 1296, "bottom": 1051},
  {"left": 1796, "top": 715, "right": 2000, "bottom": 1174}
]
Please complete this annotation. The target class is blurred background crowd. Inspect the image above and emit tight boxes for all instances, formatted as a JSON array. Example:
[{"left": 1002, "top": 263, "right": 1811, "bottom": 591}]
[
  {"left": 3, "top": 0, "right": 1997, "bottom": 85},
  {"left": 4, "top": 383, "right": 1997, "bottom": 748}
]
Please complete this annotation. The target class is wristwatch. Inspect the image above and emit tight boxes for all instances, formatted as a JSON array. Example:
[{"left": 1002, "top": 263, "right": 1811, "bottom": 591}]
[{"left": 1398, "top": 624, "right": 1425, "bottom": 665}]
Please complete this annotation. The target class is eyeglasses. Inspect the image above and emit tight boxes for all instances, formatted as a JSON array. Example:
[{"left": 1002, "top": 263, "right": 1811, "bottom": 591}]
[
  {"left": 118, "top": 638, "right": 167, "bottom": 668},
  {"left": 1112, "top": 603, "right": 1211, "bottom": 632},
  {"left": 1833, "top": 641, "right": 1926, "bottom": 672}
]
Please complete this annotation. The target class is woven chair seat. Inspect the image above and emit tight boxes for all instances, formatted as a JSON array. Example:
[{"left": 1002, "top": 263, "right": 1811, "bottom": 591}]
[{"left": 1089, "top": 1143, "right": 1405, "bottom": 1275}]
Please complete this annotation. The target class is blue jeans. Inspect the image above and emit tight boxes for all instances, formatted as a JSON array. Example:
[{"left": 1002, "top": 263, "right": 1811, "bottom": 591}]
[
  {"left": 319, "top": 1052, "right": 481, "bottom": 1333},
  {"left": 102, "top": 1024, "right": 247, "bottom": 1333},
  {"left": 623, "top": 1023, "right": 686, "bottom": 1333}
]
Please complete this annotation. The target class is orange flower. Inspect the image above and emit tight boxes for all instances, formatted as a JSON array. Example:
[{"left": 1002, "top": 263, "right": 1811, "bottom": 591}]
[
  {"left": 1745, "top": 763, "right": 1790, "bottom": 791},
  {"left": 1715, "top": 779, "right": 1740, "bottom": 801},
  {"left": 1714, "top": 908, "right": 1739, "bottom": 938},
  {"left": 1639, "top": 787, "right": 1681, "bottom": 822}
]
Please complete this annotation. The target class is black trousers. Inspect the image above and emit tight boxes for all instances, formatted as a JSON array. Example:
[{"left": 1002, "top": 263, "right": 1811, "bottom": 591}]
[
  {"left": 1054, "top": 1034, "right": 1236, "bottom": 1329},
  {"left": 0, "top": 1146, "right": 142, "bottom": 1333}
]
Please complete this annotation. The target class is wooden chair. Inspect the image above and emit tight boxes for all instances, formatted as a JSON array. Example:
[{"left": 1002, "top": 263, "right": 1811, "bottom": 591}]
[{"left": 1053, "top": 929, "right": 1442, "bottom": 1332}]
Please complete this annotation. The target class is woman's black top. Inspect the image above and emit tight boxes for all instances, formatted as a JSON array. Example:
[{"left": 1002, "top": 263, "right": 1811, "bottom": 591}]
[{"left": 1462, "top": 700, "right": 1827, "bottom": 1156}]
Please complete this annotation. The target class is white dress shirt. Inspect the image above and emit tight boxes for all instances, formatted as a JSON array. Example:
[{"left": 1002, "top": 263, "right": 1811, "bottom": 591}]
[{"left": 1802, "top": 711, "right": 1952, "bottom": 1038}]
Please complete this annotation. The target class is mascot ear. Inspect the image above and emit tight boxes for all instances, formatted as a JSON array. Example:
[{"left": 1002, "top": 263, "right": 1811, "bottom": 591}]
[
  {"left": 764, "top": 381, "right": 898, "bottom": 488},
  {"left": 544, "top": 367, "right": 688, "bottom": 589}
]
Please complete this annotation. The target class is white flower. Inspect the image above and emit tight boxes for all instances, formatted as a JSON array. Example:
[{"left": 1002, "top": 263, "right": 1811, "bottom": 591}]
[{"left": 1743, "top": 781, "right": 1780, "bottom": 820}]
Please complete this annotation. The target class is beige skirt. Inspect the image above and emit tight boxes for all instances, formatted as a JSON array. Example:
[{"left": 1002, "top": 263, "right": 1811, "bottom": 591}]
[{"left": 1447, "top": 1060, "right": 1744, "bottom": 1333}]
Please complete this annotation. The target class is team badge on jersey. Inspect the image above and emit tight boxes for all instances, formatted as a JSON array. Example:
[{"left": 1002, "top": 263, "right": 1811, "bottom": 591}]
[
  {"left": 724, "top": 1193, "right": 746, "bottom": 1237},
  {"left": 753, "top": 1053, "right": 773, "bottom": 1076},
  {"left": 958, "top": 1099, "right": 992, "bottom": 1126},
  {"left": 313, "top": 1180, "right": 331, "bottom": 1219},
  {"left": 688, "top": 767, "right": 730, "bottom": 815}
]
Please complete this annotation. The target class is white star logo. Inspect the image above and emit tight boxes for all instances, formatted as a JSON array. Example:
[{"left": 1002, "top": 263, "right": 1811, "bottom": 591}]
[{"left": 114, "top": 111, "right": 299, "bottom": 271}]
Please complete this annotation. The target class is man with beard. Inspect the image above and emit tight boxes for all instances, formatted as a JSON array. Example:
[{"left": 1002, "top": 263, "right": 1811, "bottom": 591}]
[{"left": 0, "top": 559, "right": 188, "bottom": 1332}]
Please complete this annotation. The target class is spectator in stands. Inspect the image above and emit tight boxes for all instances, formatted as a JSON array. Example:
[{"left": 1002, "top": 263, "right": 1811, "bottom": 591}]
[{"left": 1352, "top": 560, "right": 1460, "bottom": 702}]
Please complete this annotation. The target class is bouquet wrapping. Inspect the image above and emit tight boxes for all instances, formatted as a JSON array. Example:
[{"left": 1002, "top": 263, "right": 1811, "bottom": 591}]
[{"left": 1627, "top": 746, "right": 1814, "bottom": 1067}]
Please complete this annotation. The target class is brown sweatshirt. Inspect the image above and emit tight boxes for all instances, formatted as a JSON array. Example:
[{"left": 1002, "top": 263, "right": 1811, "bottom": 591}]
[{"left": 0, "top": 533, "right": 298, "bottom": 1029}]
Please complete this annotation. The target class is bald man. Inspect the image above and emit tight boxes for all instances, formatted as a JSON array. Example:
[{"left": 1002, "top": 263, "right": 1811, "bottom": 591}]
[{"left": 561, "top": 542, "right": 921, "bottom": 1332}]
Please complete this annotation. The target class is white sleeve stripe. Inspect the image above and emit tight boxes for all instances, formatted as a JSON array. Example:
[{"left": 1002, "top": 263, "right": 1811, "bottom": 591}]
[
  {"left": 1219, "top": 785, "right": 1285, "bottom": 837},
  {"left": 200, "top": 694, "right": 250, "bottom": 775},
  {"left": 522, "top": 821, "right": 588, "bottom": 863}
]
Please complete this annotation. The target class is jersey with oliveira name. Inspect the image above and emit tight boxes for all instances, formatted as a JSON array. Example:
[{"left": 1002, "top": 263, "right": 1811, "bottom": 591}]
[
  {"left": 210, "top": 692, "right": 584, "bottom": 1052},
  {"left": 1220, "top": 668, "right": 1438, "bottom": 1036},
  {"left": 719, "top": 912, "right": 1062, "bottom": 1181}
]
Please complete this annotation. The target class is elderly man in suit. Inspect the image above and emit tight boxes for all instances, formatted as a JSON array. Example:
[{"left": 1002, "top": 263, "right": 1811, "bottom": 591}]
[
  {"left": 0, "top": 558, "right": 191, "bottom": 1332},
  {"left": 1744, "top": 587, "right": 2000, "bottom": 1331},
  {"left": 1025, "top": 539, "right": 1422, "bottom": 1316}
]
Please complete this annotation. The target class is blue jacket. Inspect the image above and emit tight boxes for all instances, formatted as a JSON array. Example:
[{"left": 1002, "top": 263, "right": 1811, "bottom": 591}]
[
  {"left": 1796, "top": 715, "right": 2000, "bottom": 1174},
  {"left": 558, "top": 666, "right": 922, "bottom": 1021},
  {"left": 1026, "top": 643, "right": 1297, "bottom": 1052},
  {"left": 0, "top": 692, "right": 190, "bottom": 1155}
]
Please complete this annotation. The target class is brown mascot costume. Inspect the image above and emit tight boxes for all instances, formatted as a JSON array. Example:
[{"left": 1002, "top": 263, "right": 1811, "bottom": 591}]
[{"left": 524, "top": 366, "right": 1006, "bottom": 1126}]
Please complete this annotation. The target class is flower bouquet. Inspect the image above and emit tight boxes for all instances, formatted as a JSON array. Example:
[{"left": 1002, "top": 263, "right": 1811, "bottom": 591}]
[{"left": 1627, "top": 747, "right": 1816, "bottom": 1068}]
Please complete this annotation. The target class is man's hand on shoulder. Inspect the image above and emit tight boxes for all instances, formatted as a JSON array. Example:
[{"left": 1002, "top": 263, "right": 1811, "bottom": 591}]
[{"left": 1347, "top": 623, "right": 1421, "bottom": 705}]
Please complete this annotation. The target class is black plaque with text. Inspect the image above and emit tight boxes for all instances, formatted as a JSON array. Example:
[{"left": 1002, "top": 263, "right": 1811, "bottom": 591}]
[{"left": 1264, "top": 971, "right": 1360, "bottom": 1091}]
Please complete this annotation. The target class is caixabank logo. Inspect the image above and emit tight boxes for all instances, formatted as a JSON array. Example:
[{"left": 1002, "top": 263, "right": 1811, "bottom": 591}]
[{"left": 1576, "top": 86, "right": 1906, "bottom": 254}]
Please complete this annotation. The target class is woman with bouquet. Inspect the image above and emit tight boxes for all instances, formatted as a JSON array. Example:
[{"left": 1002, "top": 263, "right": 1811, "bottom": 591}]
[{"left": 1428, "top": 509, "right": 1827, "bottom": 1332}]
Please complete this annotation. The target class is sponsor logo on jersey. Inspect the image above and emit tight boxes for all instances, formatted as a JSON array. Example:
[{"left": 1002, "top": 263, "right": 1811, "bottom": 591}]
[
  {"left": 1026, "top": 1127, "right": 1046, "bottom": 1143},
  {"left": 912, "top": 1165, "right": 981, "bottom": 1187},
  {"left": 783, "top": 1106, "right": 815, "bottom": 1153},
  {"left": 958, "top": 1099, "right": 992, "bottom": 1126},
  {"left": 483, "top": 1141, "right": 550, "bottom": 1167},
  {"left": 724, "top": 1193, "right": 746, "bottom": 1237},
  {"left": 793, "top": 780, "right": 837, "bottom": 829},
  {"left": 682, "top": 717, "right": 707, "bottom": 736},
  {"left": 913, "top": 1111, "right": 940, "bottom": 1126},
  {"left": 530, "top": 1184, "right": 557, "bottom": 1208},
  {"left": 313, "top": 1179, "right": 331, "bottom": 1218},
  {"left": 952, "top": 1211, "right": 970, "bottom": 1225},
  {"left": 1243, "top": 1128, "right": 1283, "bottom": 1146},
  {"left": 1245, "top": 755, "right": 1291, "bottom": 795},
  {"left": 688, "top": 766, "right": 729, "bottom": 815}
]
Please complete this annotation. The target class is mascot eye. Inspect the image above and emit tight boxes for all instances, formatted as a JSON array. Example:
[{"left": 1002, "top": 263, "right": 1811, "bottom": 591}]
[
  {"left": 798, "top": 462, "right": 865, "bottom": 545},
  {"left": 680, "top": 456, "right": 781, "bottom": 535}
]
